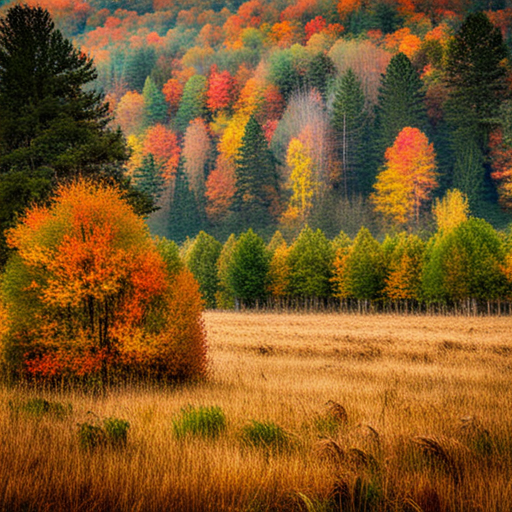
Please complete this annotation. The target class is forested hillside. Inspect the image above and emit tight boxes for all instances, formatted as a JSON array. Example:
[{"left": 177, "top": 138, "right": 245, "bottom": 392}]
[{"left": 2, "top": 0, "right": 512, "bottom": 243}]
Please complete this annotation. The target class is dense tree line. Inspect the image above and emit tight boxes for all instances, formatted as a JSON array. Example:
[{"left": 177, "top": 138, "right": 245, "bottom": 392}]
[{"left": 179, "top": 199, "right": 512, "bottom": 311}]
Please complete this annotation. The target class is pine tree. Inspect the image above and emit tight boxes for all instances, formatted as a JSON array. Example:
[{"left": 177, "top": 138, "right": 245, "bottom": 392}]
[
  {"left": 332, "top": 69, "right": 369, "bottom": 195},
  {"left": 142, "top": 76, "right": 168, "bottom": 128},
  {"left": 175, "top": 75, "right": 208, "bottom": 133},
  {"left": 0, "top": 5, "right": 131, "bottom": 267},
  {"left": 306, "top": 52, "right": 336, "bottom": 99},
  {"left": 168, "top": 159, "right": 202, "bottom": 243},
  {"left": 233, "top": 115, "right": 279, "bottom": 232},
  {"left": 375, "top": 52, "right": 428, "bottom": 165},
  {"left": 444, "top": 12, "right": 510, "bottom": 210},
  {"left": 132, "top": 154, "right": 164, "bottom": 204},
  {"left": 445, "top": 12, "right": 509, "bottom": 139}
]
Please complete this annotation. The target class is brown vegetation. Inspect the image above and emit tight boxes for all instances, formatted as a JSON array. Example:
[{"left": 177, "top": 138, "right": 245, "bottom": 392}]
[{"left": 1, "top": 311, "right": 512, "bottom": 511}]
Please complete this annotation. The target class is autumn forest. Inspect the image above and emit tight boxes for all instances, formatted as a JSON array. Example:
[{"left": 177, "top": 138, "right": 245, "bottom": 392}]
[{"left": 0, "top": 0, "right": 507, "bottom": 243}]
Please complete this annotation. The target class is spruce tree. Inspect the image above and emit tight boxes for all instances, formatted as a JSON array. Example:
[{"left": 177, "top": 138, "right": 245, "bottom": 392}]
[
  {"left": 375, "top": 52, "right": 428, "bottom": 164},
  {"left": 232, "top": 115, "right": 279, "bottom": 232},
  {"left": 142, "top": 76, "right": 168, "bottom": 128},
  {"left": 444, "top": 12, "right": 510, "bottom": 211},
  {"left": 445, "top": 12, "right": 509, "bottom": 139},
  {"left": 132, "top": 154, "right": 164, "bottom": 204},
  {"left": 332, "top": 69, "right": 370, "bottom": 195},
  {"left": 0, "top": 5, "right": 132, "bottom": 267},
  {"left": 175, "top": 75, "right": 208, "bottom": 132},
  {"left": 168, "top": 159, "right": 202, "bottom": 243}
]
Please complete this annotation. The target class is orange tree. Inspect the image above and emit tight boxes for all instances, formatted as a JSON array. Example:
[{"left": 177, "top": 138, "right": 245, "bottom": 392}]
[
  {"left": 0, "top": 180, "right": 207, "bottom": 382},
  {"left": 372, "top": 127, "right": 437, "bottom": 228}
]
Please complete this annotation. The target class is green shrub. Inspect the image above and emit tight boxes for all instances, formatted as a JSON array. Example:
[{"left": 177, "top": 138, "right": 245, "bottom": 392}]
[
  {"left": 78, "top": 417, "right": 130, "bottom": 450},
  {"left": 9, "top": 397, "right": 72, "bottom": 419},
  {"left": 172, "top": 405, "right": 226, "bottom": 439},
  {"left": 104, "top": 417, "right": 130, "bottom": 446},
  {"left": 240, "top": 420, "right": 291, "bottom": 452}
]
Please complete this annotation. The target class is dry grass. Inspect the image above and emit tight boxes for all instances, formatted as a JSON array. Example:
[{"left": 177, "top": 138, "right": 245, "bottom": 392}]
[{"left": 1, "top": 311, "right": 512, "bottom": 511}]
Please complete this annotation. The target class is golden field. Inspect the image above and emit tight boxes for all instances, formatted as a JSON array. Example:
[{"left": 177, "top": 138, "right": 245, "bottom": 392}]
[{"left": 1, "top": 311, "right": 512, "bottom": 511}]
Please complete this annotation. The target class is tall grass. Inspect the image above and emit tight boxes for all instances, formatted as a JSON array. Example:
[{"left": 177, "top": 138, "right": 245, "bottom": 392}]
[{"left": 1, "top": 311, "right": 511, "bottom": 511}]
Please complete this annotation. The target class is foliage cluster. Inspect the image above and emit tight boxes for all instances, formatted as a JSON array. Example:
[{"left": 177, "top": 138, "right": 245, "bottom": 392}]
[{"left": 0, "top": 180, "right": 207, "bottom": 383}]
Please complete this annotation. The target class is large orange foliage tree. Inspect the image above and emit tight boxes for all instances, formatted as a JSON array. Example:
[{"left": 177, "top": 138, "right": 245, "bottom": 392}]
[
  {"left": 372, "top": 127, "right": 437, "bottom": 227},
  {"left": 1, "top": 180, "right": 207, "bottom": 382}
]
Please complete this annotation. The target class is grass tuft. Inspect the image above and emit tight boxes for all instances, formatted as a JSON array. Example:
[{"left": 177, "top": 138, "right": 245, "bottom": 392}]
[{"left": 172, "top": 405, "right": 227, "bottom": 439}]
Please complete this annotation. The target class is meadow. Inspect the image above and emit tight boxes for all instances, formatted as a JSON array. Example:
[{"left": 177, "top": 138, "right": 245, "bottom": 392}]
[{"left": 1, "top": 311, "right": 511, "bottom": 512}]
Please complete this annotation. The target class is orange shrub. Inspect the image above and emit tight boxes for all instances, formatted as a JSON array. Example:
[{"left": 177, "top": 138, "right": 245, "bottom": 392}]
[{"left": 1, "top": 180, "right": 207, "bottom": 383}]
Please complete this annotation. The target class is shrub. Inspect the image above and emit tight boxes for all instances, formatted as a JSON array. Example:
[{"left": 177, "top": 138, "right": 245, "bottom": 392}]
[
  {"left": 9, "top": 397, "right": 72, "bottom": 419},
  {"left": 78, "top": 417, "right": 130, "bottom": 450},
  {"left": 0, "top": 180, "right": 207, "bottom": 383},
  {"left": 172, "top": 405, "right": 227, "bottom": 439},
  {"left": 240, "top": 420, "right": 291, "bottom": 452}
]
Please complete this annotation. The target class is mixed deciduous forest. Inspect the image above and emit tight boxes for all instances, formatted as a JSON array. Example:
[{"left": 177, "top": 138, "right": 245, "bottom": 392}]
[{"left": 2, "top": 0, "right": 512, "bottom": 245}]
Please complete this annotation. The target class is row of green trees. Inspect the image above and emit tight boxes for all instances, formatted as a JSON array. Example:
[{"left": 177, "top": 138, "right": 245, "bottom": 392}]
[{"left": 179, "top": 201, "right": 512, "bottom": 310}]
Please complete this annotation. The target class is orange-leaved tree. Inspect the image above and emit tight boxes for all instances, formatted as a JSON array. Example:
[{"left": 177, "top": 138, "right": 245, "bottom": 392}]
[
  {"left": 1, "top": 180, "right": 207, "bottom": 382},
  {"left": 372, "top": 127, "right": 437, "bottom": 228}
]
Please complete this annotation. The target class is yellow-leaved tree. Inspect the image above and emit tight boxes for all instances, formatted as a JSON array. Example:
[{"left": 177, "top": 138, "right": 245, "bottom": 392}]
[
  {"left": 281, "top": 138, "right": 319, "bottom": 229},
  {"left": 372, "top": 127, "right": 437, "bottom": 227},
  {"left": 432, "top": 189, "right": 469, "bottom": 233}
]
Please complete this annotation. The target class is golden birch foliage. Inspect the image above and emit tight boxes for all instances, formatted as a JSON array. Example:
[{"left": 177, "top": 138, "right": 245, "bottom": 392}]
[
  {"left": 126, "top": 134, "right": 144, "bottom": 177},
  {"left": 267, "top": 241, "right": 291, "bottom": 298},
  {"left": 218, "top": 114, "right": 250, "bottom": 167},
  {"left": 282, "top": 138, "right": 318, "bottom": 225},
  {"left": 372, "top": 127, "right": 437, "bottom": 226},
  {"left": 383, "top": 233, "right": 425, "bottom": 300},
  {"left": 433, "top": 189, "right": 469, "bottom": 233},
  {"left": 331, "top": 246, "right": 352, "bottom": 299}
]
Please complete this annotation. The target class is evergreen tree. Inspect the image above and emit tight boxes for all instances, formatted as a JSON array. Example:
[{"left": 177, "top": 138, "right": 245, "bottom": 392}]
[
  {"left": 228, "top": 229, "right": 270, "bottom": 307},
  {"left": 451, "top": 137, "right": 486, "bottom": 210},
  {"left": 375, "top": 52, "right": 428, "bottom": 164},
  {"left": 287, "top": 226, "right": 334, "bottom": 299},
  {"left": 268, "top": 50, "right": 302, "bottom": 101},
  {"left": 332, "top": 69, "right": 370, "bottom": 195},
  {"left": 175, "top": 75, "right": 208, "bottom": 133},
  {"left": 132, "top": 154, "right": 164, "bottom": 204},
  {"left": 142, "top": 76, "right": 168, "bottom": 128},
  {"left": 185, "top": 231, "right": 222, "bottom": 308},
  {"left": 306, "top": 52, "right": 336, "bottom": 99},
  {"left": 168, "top": 159, "right": 202, "bottom": 243},
  {"left": 123, "top": 46, "right": 157, "bottom": 92},
  {"left": 445, "top": 12, "right": 509, "bottom": 141},
  {"left": 444, "top": 12, "right": 510, "bottom": 210},
  {"left": 232, "top": 115, "right": 279, "bottom": 232},
  {"left": 0, "top": 5, "right": 131, "bottom": 267}
]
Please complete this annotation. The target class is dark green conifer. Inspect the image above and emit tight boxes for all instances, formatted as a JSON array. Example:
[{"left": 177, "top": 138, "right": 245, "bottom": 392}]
[
  {"left": 232, "top": 115, "right": 279, "bottom": 232},
  {"left": 168, "top": 159, "right": 202, "bottom": 243},
  {"left": 375, "top": 52, "right": 428, "bottom": 163},
  {"left": 142, "top": 76, "right": 168, "bottom": 128}
]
